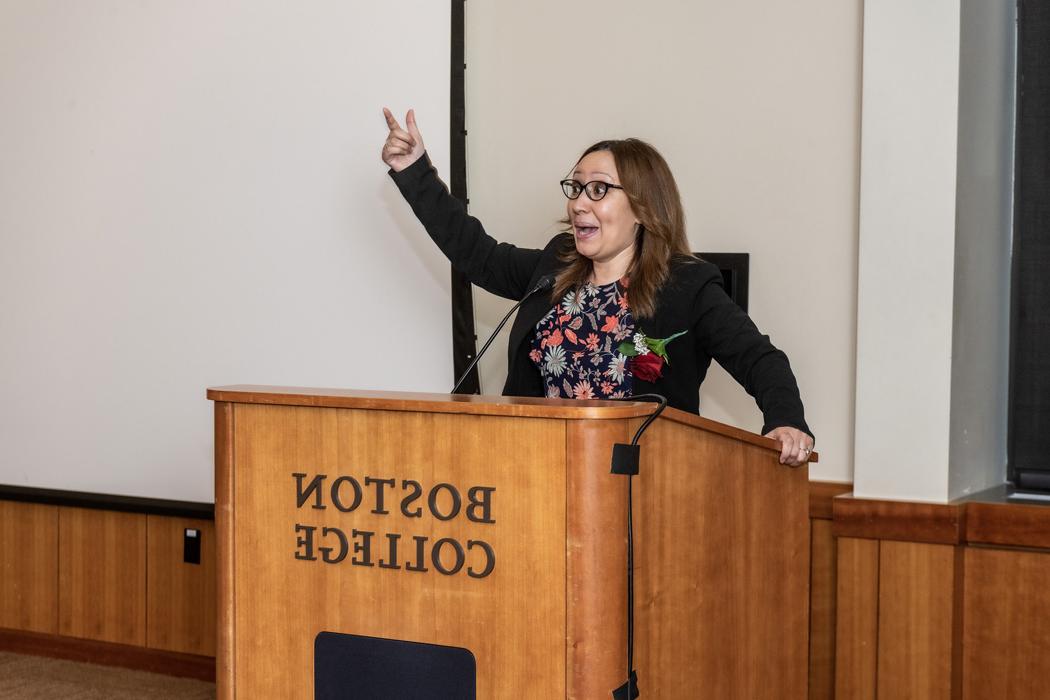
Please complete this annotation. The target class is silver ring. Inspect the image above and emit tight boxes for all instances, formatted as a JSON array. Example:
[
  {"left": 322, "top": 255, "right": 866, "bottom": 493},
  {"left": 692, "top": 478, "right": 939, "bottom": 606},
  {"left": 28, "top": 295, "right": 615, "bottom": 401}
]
[{"left": 801, "top": 446, "right": 810, "bottom": 453}]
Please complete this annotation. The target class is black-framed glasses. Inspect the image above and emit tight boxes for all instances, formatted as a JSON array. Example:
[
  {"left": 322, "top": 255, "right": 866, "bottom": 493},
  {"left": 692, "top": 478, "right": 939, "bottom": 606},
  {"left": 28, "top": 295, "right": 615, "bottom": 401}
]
[{"left": 560, "top": 179, "right": 625, "bottom": 201}]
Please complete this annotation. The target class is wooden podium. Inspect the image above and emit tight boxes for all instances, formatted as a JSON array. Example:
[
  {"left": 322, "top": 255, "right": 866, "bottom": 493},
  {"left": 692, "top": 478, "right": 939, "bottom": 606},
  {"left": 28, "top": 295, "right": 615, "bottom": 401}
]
[{"left": 208, "top": 386, "right": 811, "bottom": 699}]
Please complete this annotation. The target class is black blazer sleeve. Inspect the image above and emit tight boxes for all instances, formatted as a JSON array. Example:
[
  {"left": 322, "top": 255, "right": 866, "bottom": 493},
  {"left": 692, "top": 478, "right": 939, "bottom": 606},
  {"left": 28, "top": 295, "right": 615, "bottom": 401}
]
[
  {"left": 692, "top": 277, "right": 812, "bottom": 439},
  {"left": 389, "top": 153, "right": 544, "bottom": 301}
]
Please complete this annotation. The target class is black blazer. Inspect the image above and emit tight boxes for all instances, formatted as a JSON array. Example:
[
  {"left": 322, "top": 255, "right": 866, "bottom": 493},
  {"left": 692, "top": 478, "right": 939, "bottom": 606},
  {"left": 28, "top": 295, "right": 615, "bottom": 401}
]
[{"left": 391, "top": 154, "right": 811, "bottom": 438}]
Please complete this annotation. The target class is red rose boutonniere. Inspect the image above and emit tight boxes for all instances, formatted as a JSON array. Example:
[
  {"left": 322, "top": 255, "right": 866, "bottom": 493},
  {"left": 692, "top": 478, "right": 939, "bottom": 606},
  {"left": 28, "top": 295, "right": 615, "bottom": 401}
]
[
  {"left": 630, "top": 352, "right": 665, "bottom": 382},
  {"left": 617, "top": 330, "right": 687, "bottom": 383}
]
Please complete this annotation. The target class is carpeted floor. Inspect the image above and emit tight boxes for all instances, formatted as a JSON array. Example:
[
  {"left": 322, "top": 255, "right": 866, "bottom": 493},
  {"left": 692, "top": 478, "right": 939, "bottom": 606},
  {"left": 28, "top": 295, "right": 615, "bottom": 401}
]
[{"left": 0, "top": 652, "right": 215, "bottom": 700}]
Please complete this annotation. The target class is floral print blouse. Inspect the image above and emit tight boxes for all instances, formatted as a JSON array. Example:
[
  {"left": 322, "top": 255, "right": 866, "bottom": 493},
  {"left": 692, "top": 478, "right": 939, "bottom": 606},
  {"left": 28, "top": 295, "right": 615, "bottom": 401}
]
[{"left": 530, "top": 279, "right": 636, "bottom": 400}]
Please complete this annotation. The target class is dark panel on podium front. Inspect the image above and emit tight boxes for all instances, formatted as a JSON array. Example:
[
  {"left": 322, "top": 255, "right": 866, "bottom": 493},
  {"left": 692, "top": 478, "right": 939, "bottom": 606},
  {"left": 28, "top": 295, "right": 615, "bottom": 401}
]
[
  {"left": 314, "top": 632, "right": 476, "bottom": 700},
  {"left": 1009, "top": 0, "right": 1050, "bottom": 490}
]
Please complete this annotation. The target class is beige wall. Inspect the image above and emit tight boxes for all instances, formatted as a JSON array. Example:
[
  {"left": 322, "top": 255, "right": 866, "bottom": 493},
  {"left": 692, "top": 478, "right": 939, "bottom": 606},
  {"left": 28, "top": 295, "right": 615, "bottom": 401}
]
[{"left": 464, "top": 0, "right": 863, "bottom": 482}]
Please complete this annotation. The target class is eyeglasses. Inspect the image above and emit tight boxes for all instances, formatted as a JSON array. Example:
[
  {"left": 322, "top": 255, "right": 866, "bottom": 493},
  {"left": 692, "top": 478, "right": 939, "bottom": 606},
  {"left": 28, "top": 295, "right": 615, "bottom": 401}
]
[{"left": 560, "top": 179, "right": 625, "bottom": 201}]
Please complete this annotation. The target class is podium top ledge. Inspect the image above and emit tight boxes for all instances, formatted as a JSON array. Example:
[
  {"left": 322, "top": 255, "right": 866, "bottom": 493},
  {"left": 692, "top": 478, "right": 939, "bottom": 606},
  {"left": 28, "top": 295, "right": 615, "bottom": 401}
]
[
  {"left": 205, "top": 385, "right": 805, "bottom": 459},
  {"left": 207, "top": 385, "right": 657, "bottom": 419}
]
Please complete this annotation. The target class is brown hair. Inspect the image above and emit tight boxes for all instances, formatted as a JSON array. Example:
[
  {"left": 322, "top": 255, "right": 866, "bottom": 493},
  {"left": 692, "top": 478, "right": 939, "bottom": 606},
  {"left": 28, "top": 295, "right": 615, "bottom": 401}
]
[{"left": 552, "top": 138, "right": 694, "bottom": 318}]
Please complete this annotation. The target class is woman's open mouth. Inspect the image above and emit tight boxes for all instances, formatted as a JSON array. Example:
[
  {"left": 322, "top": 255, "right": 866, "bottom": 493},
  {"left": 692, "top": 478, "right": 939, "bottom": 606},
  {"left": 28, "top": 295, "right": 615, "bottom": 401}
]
[{"left": 575, "top": 224, "right": 599, "bottom": 240}]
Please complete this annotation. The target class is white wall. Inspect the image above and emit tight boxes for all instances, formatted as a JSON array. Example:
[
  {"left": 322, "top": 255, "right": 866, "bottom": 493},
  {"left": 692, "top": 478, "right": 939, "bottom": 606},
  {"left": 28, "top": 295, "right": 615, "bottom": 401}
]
[
  {"left": 465, "top": 0, "right": 863, "bottom": 482},
  {"left": 0, "top": 1, "right": 452, "bottom": 502}
]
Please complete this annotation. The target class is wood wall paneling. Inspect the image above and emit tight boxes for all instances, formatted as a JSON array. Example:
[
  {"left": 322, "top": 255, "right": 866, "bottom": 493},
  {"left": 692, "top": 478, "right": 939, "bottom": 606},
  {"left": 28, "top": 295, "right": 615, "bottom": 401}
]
[
  {"left": 809, "top": 482, "right": 852, "bottom": 520},
  {"left": 146, "top": 516, "right": 216, "bottom": 656},
  {"left": 965, "top": 501, "right": 1050, "bottom": 549},
  {"left": 963, "top": 547, "right": 1050, "bottom": 699},
  {"left": 0, "top": 501, "right": 59, "bottom": 633},
  {"left": 58, "top": 507, "right": 146, "bottom": 646},
  {"left": 6, "top": 476, "right": 1049, "bottom": 697},
  {"left": 0, "top": 626, "right": 215, "bottom": 681},
  {"left": 832, "top": 498, "right": 963, "bottom": 545},
  {"left": 809, "top": 518, "right": 837, "bottom": 700},
  {"left": 835, "top": 537, "right": 878, "bottom": 700},
  {"left": 808, "top": 480, "right": 849, "bottom": 700},
  {"left": 875, "top": 541, "right": 958, "bottom": 700}
]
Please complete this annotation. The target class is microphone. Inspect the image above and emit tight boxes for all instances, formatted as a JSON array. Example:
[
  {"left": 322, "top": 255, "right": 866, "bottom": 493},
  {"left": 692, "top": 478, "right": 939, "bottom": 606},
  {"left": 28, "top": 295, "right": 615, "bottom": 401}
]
[{"left": 450, "top": 274, "right": 556, "bottom": 394}]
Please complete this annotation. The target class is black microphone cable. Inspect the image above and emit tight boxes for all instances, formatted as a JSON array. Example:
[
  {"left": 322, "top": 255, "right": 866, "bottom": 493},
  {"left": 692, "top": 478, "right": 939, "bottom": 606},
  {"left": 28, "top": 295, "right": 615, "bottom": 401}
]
[{"left": 609, "top": 392, "right": 668, "bottom": 700}]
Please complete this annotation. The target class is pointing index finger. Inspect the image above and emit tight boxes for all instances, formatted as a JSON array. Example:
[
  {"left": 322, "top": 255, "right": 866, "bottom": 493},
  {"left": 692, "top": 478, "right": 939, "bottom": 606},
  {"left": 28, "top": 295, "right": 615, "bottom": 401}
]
[{"left": 382, "top": 107, "right": 401, "bottom": 131}]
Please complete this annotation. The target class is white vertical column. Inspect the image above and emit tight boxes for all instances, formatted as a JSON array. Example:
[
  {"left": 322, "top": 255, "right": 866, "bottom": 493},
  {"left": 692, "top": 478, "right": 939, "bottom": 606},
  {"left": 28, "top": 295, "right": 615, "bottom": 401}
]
[
  {"left": 854, "top": 0, "right": 1014, "bottom": 502},
  {"left": 854, "top": 0, "right": 962, "bottom": 502}
]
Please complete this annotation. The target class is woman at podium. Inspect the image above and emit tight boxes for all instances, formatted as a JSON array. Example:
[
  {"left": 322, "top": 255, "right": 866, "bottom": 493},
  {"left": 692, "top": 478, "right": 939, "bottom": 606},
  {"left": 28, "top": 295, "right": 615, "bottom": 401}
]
[{"left": 382, "top": 108, "right": 814, "bottom": 467}]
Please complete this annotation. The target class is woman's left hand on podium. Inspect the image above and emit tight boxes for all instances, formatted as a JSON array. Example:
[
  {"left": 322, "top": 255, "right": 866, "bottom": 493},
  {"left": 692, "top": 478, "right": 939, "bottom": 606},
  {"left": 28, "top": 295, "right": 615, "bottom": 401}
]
[{"left": 764, "top": 426, "right": 813, "bottom": 467}]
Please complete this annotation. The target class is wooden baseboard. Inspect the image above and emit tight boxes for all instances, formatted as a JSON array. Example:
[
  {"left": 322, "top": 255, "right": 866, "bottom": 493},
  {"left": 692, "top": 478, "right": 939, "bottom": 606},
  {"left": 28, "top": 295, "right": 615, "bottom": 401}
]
[
  {"left": 0, "top": 627, "right": 215, "bottom": 682},
  {"left": 809, "top": 481, "right": 852, "bottom": 519},
  {"left": 832, "top": 496, "right": 964, "bottom": 544}
]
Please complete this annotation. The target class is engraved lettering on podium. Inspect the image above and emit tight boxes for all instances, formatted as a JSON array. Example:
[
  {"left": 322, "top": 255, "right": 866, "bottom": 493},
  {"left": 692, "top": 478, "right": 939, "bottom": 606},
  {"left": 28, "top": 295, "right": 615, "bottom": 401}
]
[{"left": 291, "top": 473, "right": 497, "bottom": 578}]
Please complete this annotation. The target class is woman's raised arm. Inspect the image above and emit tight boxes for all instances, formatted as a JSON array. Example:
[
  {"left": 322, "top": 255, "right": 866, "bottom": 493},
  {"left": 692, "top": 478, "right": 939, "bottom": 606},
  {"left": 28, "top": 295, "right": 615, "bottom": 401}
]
[{"left": 382, "top": 107, "right": 545, "bottom": 301}]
